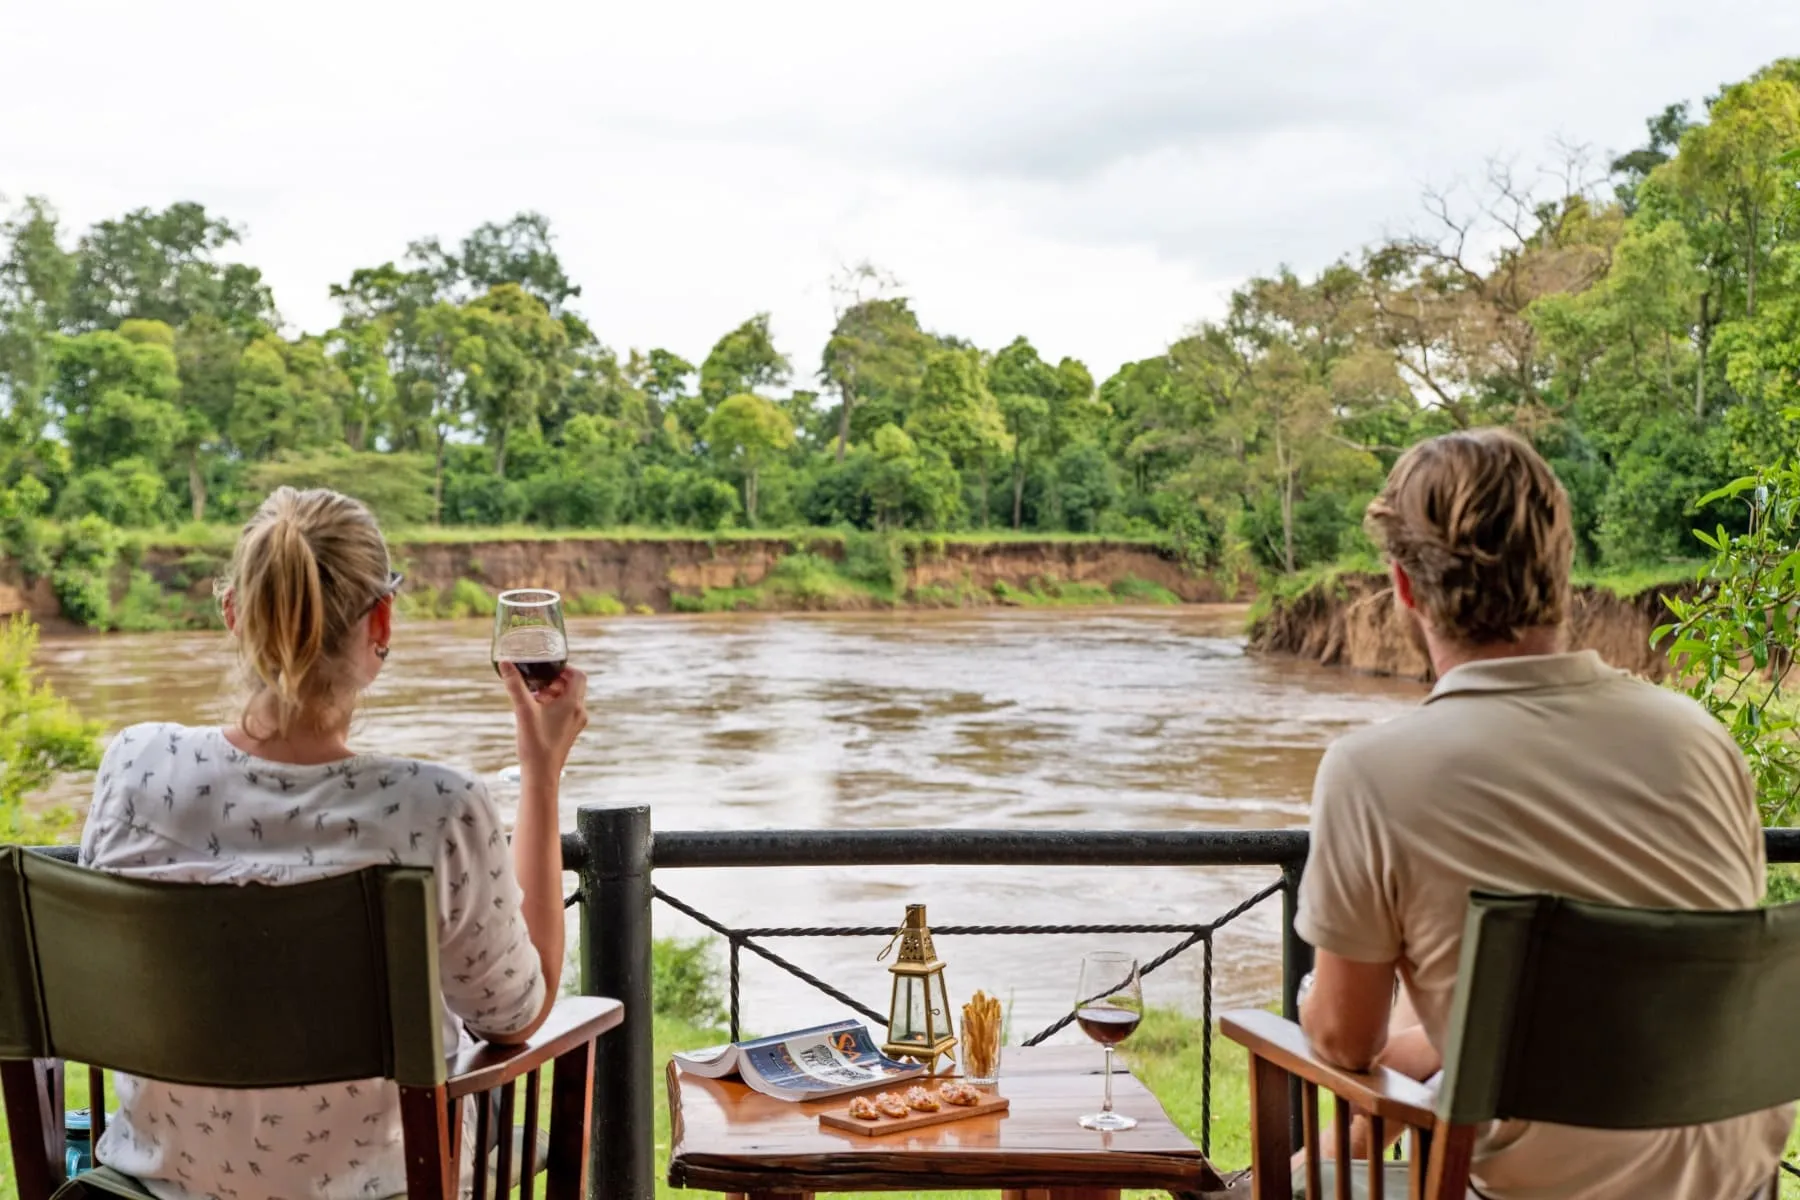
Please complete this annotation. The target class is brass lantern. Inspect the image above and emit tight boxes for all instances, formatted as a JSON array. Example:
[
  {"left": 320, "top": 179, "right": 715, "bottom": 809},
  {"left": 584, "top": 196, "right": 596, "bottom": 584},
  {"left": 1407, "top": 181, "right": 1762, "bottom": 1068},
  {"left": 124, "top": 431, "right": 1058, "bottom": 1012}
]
[{"left": 879, "top": 904, "right": 956, "bottom": 1074}]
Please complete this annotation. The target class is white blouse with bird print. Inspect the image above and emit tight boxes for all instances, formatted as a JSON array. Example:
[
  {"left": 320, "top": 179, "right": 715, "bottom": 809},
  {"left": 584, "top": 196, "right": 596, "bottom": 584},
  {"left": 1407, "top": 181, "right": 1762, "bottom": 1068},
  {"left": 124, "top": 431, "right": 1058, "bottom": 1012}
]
[{"left": 79, "top": 722, "right": 547, "bottom": 1200}]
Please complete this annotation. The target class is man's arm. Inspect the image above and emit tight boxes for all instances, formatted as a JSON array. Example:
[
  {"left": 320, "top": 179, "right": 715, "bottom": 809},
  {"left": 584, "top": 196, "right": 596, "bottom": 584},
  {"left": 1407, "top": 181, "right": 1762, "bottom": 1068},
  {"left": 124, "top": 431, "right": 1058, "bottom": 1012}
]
[{"left": 1300, "top": 950, "right": 1397, "bottom": 1072}]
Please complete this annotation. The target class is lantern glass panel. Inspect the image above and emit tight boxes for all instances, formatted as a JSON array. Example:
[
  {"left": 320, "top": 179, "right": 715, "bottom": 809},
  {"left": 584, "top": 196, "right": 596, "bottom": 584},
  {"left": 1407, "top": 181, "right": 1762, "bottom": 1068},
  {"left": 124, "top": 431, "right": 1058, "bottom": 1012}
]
[
  {"left": 889, "top": 974, "right": 931, "bottom": 1046},
  {"left": 930, "top": 970, "right": 955, "bottom": 1044}
]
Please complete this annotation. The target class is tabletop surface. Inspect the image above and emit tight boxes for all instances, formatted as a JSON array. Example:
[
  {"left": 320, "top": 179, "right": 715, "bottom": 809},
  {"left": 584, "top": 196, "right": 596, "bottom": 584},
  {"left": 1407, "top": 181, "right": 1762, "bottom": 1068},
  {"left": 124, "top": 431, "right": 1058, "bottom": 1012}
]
[{"left": 666, "top": 1043, "right": 1224, "bottom": 1193}]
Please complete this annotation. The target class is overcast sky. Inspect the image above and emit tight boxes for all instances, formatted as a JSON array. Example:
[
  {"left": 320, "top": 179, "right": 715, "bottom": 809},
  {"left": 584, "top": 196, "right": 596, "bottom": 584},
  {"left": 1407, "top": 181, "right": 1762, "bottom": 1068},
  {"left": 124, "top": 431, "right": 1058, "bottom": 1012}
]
[{"left": 4, "top": 0, "right": 1796, "bottom": 382}]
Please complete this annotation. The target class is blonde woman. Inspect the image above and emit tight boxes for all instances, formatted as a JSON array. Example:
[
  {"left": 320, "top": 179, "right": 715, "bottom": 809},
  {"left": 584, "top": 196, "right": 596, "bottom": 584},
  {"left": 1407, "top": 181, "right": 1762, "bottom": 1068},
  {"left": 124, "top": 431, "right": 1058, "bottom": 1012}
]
[{"left": 78, "top": 486, "right": 587, "bottom": 1200}]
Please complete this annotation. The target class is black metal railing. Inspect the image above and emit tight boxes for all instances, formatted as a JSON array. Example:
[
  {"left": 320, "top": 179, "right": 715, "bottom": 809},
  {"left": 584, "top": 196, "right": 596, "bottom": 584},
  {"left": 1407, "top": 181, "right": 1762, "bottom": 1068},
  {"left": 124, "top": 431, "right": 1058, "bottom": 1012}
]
[{"left": 29, "top": 818, "right": 1800, "bottom": 1200}]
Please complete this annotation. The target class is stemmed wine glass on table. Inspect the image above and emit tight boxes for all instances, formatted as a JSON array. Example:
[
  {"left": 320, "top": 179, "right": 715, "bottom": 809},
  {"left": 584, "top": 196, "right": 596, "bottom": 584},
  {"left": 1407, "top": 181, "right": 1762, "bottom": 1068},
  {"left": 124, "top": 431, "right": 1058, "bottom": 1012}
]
[{"left": 1074, "top": 950, "right": 1142, "bottom": 1131}]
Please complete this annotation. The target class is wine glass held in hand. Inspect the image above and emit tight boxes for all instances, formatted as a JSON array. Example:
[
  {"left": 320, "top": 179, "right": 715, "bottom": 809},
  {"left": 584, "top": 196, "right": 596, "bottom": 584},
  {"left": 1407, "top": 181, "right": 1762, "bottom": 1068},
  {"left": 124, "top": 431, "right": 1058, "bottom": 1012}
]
[
  {"left": 1074, "top": 951, "right": 1142, "bottom": 1132},
  {"left": 492, "top": 589, "right": 568, "bottom": 693}
]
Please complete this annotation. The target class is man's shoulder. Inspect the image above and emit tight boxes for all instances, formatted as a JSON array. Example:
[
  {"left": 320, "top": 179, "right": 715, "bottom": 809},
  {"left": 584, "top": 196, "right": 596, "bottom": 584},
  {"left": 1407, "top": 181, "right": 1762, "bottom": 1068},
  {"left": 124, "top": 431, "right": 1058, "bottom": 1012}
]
[{"left": 1323, "top": 669, "right": 1736, "bottom": 779}]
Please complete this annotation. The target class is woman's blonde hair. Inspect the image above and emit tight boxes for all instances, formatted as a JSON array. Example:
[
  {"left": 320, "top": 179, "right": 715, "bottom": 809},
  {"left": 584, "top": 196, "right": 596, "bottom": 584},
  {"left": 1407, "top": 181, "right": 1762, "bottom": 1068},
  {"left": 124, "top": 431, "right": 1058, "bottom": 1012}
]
[
  {"left": 1364, "top": 427, "right": 1572, "bottom": 645},
  {"left": 222, "top": 487, "right": 394, "bottom": 736}
]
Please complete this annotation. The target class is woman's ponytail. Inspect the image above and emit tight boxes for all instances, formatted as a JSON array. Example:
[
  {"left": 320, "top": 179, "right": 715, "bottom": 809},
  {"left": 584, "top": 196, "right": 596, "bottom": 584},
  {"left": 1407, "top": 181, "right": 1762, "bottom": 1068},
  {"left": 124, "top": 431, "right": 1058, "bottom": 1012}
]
[{"left": 223, "top": 486, "right": 393, "bottom": 737}]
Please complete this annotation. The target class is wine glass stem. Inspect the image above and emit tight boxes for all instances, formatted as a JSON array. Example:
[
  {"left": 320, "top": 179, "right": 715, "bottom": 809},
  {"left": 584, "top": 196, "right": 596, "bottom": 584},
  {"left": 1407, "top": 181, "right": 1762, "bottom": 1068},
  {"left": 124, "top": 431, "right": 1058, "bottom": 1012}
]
[{"left": 1102, "top": 1045, "right": 1115, "bottom": 1114}]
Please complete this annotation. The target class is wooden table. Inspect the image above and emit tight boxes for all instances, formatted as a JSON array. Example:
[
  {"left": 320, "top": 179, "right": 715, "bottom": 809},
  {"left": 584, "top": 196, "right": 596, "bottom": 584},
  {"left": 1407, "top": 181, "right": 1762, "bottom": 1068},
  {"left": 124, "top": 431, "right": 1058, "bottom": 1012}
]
[{"left": 667, "top": 1044, "right": 1223, "bottom": 1199}]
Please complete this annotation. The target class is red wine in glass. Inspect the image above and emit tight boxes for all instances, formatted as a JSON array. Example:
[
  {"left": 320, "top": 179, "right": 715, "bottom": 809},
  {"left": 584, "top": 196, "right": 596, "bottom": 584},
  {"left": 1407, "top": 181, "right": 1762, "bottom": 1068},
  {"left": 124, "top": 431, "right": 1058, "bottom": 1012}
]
[{"left": 1075, "top": 1006, "right": 1142, "bottom": 1045}]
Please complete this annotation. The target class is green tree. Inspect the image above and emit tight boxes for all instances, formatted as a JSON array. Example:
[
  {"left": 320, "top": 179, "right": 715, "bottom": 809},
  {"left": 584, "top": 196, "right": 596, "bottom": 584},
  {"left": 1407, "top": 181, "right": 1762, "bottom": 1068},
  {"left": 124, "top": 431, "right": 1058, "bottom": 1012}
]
[
  {"left": 906, "top": 349, "right": 1012, "bottom": 525},
  {"left": 0, "top": 197, "right": 76, "bottom": 448},
  {"left": 698, "top": 313, "right": 790, "bottom": 414},
  {"left": 457, "top": 284, "right": 569, "bottom": 477},
  {"left": 701, "top": 392, "right": 795, "bottom": 525},
  {"left": 820, "top": 267, "right": 934, "bottom": 460},
  {"left": 66, "top": 202, "right": 275, "bottom": 334},
  {"left": 228, "top": 334, "right": 344, "bottom": 459},
  {"left": 331, "top": 318, "right": 397, "bottom": 452},
  {"left": 50, "top": 320, "right": 184, "bottom": 472},
  {"left": 459, "top": 212, "right": 580, "bottom": 315}
]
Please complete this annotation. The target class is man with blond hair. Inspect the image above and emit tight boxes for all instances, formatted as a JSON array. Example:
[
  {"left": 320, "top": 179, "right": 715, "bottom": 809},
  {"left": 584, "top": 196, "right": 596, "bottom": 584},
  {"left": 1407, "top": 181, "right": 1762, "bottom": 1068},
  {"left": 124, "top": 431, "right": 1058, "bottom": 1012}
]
[{"left": 1295, "top": 428, "right": 1790, "bottom": 1198}]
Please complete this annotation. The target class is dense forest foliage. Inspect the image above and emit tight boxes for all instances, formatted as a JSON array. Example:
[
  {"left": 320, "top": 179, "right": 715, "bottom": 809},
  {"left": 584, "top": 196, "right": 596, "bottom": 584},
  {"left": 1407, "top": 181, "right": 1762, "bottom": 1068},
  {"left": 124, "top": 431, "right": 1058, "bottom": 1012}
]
[{"left": 1, "top": 58, "right": 1796, "bottom": 582}]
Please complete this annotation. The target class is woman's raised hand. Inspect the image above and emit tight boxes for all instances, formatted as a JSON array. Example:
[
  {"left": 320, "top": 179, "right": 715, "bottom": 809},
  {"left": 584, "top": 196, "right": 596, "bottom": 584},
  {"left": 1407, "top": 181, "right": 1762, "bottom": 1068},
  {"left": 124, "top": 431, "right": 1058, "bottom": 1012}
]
[{"left": 499, "top": 664, "right": 589, "bottom": 782}]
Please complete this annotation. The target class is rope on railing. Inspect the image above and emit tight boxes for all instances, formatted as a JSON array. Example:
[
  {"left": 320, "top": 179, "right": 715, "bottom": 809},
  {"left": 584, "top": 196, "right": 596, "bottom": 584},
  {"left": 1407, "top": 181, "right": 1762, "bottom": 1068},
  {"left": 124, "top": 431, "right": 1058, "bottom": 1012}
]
[
  {"left": 652, "top": 887, "right": 891, "bottom": 1033},
  {"left": 1021, "top": 879, "right": 1284, "bottom": 1047},
  {"left": 649, "top": 876, "right": 1286, "bottom": 1053}
]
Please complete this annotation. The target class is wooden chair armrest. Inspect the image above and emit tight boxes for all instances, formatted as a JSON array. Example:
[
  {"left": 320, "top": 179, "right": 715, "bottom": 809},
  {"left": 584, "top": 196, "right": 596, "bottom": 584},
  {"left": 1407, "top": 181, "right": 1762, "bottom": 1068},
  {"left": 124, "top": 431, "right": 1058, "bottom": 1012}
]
[
  {"left": 446, "top": 996, "right": 624, "bottom": 1099},
  {"left": 1219, "top": 1009, "right": 1438, "bottom": 1129}
]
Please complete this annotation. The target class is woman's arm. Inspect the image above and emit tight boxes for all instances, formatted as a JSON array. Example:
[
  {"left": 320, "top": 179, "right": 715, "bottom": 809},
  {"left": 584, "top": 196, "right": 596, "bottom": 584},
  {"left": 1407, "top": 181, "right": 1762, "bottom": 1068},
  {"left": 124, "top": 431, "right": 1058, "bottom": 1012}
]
[{"left": 486, "top": 664, "right": 589, "bottom": 1045}]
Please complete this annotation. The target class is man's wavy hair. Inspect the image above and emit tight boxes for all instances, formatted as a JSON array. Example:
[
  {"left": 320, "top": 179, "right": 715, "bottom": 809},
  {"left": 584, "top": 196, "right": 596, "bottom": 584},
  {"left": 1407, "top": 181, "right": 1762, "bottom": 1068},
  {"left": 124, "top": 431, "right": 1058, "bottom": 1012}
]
[{"left": 1365, "top": 427, "right": 1572, "bottom": 645}]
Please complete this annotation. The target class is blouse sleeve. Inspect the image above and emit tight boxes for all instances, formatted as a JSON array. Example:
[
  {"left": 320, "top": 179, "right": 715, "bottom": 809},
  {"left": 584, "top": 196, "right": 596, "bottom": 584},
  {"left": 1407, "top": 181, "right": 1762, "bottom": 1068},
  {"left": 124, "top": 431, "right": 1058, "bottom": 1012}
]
[{"left": 436, "top": 777, "right": 548, "bottom": 1039}]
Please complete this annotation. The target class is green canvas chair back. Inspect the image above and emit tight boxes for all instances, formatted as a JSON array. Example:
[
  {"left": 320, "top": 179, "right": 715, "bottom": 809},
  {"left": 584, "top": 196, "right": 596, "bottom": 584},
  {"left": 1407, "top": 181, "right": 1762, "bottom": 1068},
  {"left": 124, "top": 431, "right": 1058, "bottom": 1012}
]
[
  {"left": 1438, "top": 890, "right": 1800, "bottom": 1129},
  {"left": 0, "top": 844, "right": 446, "bottom": 1089}
]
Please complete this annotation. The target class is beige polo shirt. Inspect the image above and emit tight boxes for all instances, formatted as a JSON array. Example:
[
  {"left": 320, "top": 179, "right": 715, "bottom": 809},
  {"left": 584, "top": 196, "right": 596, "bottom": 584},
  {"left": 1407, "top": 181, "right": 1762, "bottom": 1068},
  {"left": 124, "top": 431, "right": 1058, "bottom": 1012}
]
[{"left": 1296, "top": 650, "right": 1792, "bottom": 1200}]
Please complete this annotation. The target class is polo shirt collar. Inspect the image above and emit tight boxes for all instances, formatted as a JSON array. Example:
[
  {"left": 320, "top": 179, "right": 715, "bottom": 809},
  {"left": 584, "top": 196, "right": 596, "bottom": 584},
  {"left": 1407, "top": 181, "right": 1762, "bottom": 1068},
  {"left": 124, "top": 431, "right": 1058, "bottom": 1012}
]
[{"left": 1424, "top": 649, "right": 1613, "bottom": 703}]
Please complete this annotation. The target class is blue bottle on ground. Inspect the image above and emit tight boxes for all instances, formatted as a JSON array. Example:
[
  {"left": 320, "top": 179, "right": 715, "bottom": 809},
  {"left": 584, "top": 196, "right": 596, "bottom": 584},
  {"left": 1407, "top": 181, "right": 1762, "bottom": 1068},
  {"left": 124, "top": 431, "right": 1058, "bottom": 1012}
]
[{"left": 65, "top": 1108, "right": 93, "bottom": 1178}]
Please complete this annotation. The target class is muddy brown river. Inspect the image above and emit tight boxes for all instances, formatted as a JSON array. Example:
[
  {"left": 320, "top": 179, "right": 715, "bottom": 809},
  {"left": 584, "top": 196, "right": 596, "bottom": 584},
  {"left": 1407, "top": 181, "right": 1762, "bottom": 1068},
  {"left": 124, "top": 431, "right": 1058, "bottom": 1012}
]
[{"left": 35, "top": 607, "right": 1423, "bottom": 1040}]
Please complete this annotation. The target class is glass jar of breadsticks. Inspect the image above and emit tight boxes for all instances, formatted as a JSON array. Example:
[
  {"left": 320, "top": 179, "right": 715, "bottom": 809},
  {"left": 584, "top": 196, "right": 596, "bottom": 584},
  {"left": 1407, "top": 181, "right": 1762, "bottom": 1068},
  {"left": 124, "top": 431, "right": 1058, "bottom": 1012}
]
[{"left": 960, "top": 990, "right": 1002, "bottom": 1086}]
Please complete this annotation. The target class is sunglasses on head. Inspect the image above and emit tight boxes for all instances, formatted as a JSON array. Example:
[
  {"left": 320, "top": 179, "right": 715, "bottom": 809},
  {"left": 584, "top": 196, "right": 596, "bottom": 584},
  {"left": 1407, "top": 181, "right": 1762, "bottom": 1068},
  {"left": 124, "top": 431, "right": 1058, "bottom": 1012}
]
[{"left": 364, "top": 571, "right": 404, "bottom": 615}]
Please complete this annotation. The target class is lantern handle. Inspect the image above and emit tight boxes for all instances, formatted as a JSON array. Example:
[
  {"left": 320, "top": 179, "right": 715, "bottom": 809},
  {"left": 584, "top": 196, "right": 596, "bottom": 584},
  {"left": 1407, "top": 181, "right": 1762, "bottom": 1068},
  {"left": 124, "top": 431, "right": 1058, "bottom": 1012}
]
[{"left": 876, "top": 922, "right": 906, "bottom": 962}]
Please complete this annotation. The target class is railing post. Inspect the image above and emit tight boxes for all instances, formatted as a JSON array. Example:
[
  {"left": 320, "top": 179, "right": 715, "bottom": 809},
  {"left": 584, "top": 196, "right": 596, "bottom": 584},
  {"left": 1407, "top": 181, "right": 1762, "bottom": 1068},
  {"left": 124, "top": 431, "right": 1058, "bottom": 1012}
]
[
  {"left": 577, "top": 803, "right": 653, "bottom": 1200},
  {"left": 1280, "top": 857, "right": 1314, "bottom": 1157}
]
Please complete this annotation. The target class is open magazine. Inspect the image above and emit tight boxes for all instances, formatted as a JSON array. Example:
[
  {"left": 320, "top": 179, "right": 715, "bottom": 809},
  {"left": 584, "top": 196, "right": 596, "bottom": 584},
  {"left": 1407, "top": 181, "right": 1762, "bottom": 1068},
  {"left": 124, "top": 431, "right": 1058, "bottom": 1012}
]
[{"left": 672, "top": 1018, "right": 926, "bottom": 1101}]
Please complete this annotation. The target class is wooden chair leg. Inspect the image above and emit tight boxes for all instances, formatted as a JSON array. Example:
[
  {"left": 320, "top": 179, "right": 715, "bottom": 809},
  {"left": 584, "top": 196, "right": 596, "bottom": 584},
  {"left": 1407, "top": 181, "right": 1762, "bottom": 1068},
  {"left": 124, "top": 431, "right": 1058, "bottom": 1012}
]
[
  {"left": 1248, "top": 1054, "right": 1296, "bottom": 1200},
  {"left": 398, "top": 1082, "right": 456, "bottom": 1200},
  {"left": 1423, "top": 1122, "right": 1475, "bottom": 1200},
  {"left": 545, "top": 1038, "right": 595, "bottom": 1200},
  {"left": 1, "top": 1059, "right": 63, "bottom": 1200}
]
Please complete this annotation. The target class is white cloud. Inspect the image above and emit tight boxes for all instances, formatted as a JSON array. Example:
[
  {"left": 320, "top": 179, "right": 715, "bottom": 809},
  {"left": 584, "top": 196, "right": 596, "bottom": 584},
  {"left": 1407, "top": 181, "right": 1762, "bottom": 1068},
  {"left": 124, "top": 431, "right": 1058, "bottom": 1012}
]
[{"left": 2, "top": 0, "right": 1794, "bottom": 380}]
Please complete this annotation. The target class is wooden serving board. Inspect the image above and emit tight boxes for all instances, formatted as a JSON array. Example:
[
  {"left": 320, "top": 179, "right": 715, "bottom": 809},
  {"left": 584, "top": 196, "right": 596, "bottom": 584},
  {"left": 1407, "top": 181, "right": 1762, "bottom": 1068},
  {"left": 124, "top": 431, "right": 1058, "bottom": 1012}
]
[{"left": 819, "top": 1092, "right": 1009, "bottom": 1137}]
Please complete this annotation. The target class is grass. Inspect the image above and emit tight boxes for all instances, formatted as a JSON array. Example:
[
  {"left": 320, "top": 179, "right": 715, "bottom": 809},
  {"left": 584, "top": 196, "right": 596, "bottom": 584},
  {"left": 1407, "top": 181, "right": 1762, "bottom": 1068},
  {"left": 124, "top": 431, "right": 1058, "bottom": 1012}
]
[
  {"left": 123, "top": 521, "right": 1162, "bottom": 551},
  {"left": 1571, "top": 559, "right": 1703, "bottom": 596}
]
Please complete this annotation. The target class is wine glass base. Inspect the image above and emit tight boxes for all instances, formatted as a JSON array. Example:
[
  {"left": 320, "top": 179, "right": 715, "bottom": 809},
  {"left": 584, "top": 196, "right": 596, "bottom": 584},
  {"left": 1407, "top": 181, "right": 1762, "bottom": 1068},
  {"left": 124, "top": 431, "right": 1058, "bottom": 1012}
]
[{"left": 1078, "top": 1112, "right": 1138, "bottom": 1131}]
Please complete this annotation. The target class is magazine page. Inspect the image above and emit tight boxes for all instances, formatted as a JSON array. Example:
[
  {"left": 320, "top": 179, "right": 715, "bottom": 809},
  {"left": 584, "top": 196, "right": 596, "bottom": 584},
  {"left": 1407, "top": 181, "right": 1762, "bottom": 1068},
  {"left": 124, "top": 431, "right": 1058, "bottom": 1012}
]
[
  {"left": 668, "top": 1040, "right": 741, "bottom": 1079},
  {"left": 671, "top": 1019, "right": 865, "bottom": 1080},
  {"left": 739, "top": 1021, "right": 924, "bottom": 1101}
]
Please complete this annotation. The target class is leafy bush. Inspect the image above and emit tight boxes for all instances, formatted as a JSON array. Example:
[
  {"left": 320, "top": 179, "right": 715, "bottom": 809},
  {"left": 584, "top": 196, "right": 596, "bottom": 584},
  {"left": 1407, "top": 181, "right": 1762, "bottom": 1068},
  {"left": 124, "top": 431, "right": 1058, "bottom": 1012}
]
[
  {"left": 1146, "top": 490, "right": 1224, "bottom": 569},
  {"left": 0, "top": 477, "right": 53, "bottom": 579},
  {"left": 1657, "top": 465, "right": 1800, "bottom": 824},
  {"left": 441, "top": 470, "right": 525, "bottom": 526},
  {"left": 0, "top": 616, "right": 102, "bottom": 834},
  {"left": 652, "top": 936, "right": 726, "bottom": 1026},
  {"left": 520, "top": 462, "right": 628, "bottom": 528},
  {"left": 113, "top": 570, "right": 181, "bottom": 631},
  {"left": 840, "top": 532, "right": 906, "bottom": 594},
  {"left": 1111, "top": 576, "right": 1180, "bottom": 604},
  {"left": 55, "top": 458, "right": 172, "bottom": 527},
  {"left": 249, "top": 449, "right": 436, "bottom": 528},
  {"left": 679, "top": 474, "right": 740, "bottom": 531},
  {"left": 52, "top": 515, "right": 123, "bottom": 628},
  {"left": 567, "top": 591, "right": 627, "bottom": 616},
  {"left": 446, "top": 578, "right": 496, "bottom": 618},
  {"left": 761, "top": 552, "right": 849, "bottom": 604},
  {"left": 1054, "top": 443, "right": 1119, "bottom": 532},
  {"left": 1596, "top": 416, "right": 1737, "bottom": 566}
]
